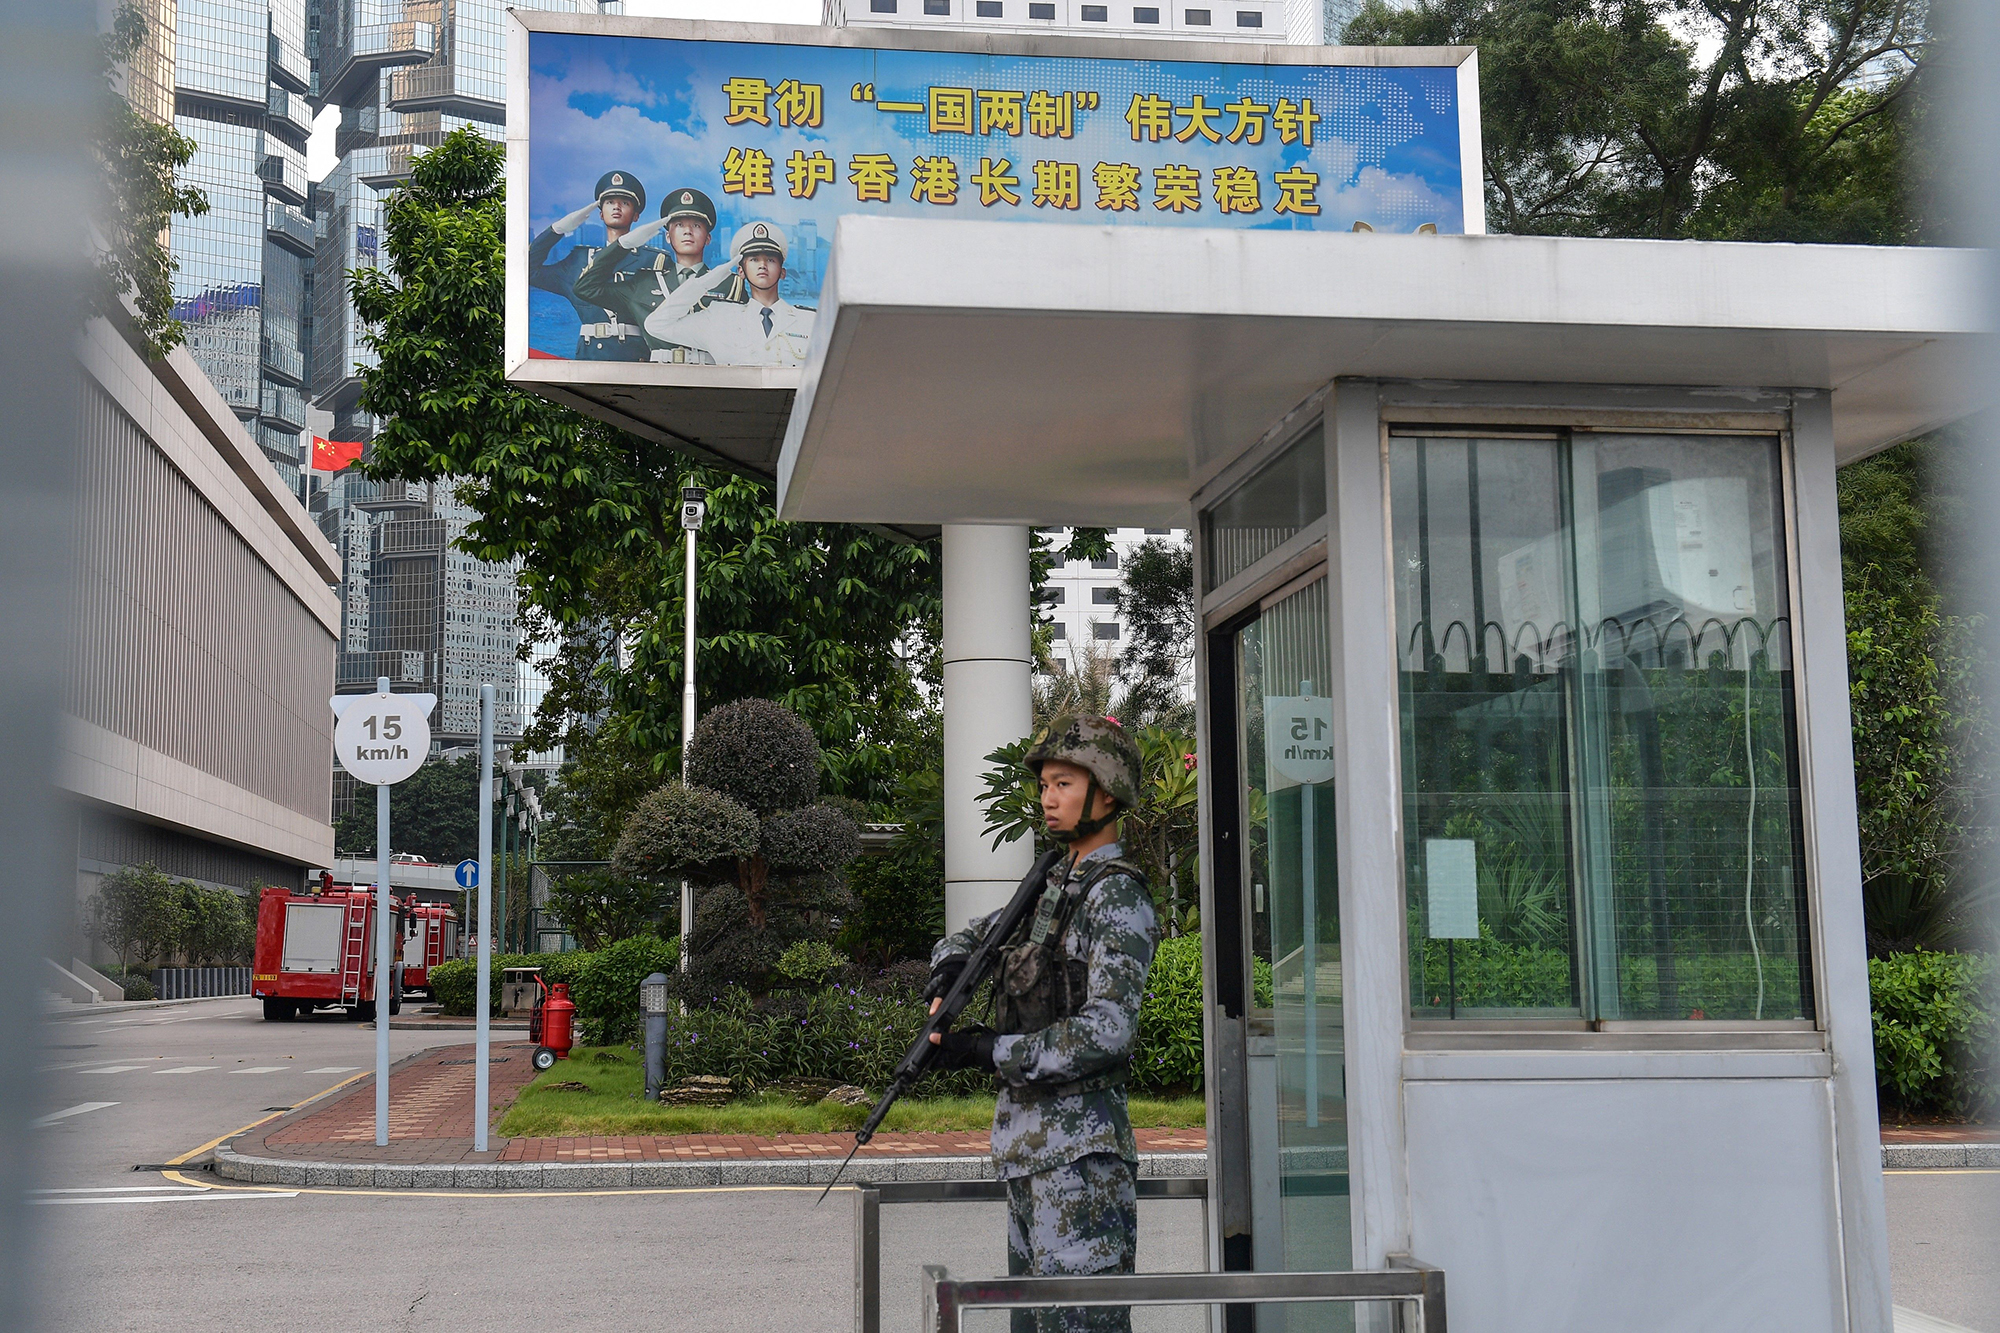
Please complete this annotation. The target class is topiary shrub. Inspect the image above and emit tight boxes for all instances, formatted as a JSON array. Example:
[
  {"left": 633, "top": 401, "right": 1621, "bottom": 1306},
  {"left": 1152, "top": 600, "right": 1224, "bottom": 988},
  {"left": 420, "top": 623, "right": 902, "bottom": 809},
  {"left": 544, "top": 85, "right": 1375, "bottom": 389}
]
[
  {"left": 612, "top": 782, "right": 760, "bottom": 884},
  {"left": 686, "top": 698, "right": 823, "bottom": 815},
  {"left": 120, "top": 973, "right": 156, "bottom": 1001},
  {"left": 615, "top": 700, "right": 863, "bottom": 998},
  {"left": 762, "top": 803, "right": 862, "bottom": 872}
]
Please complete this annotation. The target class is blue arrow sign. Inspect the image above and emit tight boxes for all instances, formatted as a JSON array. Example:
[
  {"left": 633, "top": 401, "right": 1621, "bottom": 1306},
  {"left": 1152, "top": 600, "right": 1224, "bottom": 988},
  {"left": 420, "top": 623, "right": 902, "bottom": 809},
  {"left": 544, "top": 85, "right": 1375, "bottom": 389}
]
[{"left": 455, "top": 859, "right": 479, "bottom": 889}]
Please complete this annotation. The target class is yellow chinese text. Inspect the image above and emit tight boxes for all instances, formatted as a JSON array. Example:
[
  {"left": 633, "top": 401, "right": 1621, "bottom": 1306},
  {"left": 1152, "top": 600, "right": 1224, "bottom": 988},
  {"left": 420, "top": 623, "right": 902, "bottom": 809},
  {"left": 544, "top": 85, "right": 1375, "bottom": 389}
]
[
  {"left": 1223, "top": 96, "right": 1269, "bottom": 145},
  {"left": 1027, "top": 90, "right": 1074, "bottom": 139},
  {"left": 722, "top": 76, "right": 773, "bottom": 127},
  {"left": 1212, "top": 166, "right": 1260, "bottom": 215},
  {"left": 1032, "top": 160, "right": 1081, "bottom": 210},
  {"left": 1153, "top": 163, "right": 1201, "bottom": 213},
  {"left": 1272, "top": 164, "right": 1321, "bottom": 215},
  {"left": 722, "top": 146, "right": 775, "bottom": 198},
  {"left": 971, "top": 156, "right": 1022, "bottom": 206},
  {"left": 1273, "top": 98, "right": 1320, "bottom": 146},
  {"left": 1125, "top": 92, "right": 1172, "bottom": 142},
  {"left": 978, "top": 88, "right": 1024, "bottom": 136},
  {"left": 910, "top": 155, "right": 960, "bottom": 205},
  {"left": 786, "top": 149, "right": 836, "bottom": 199},
  {"left": 1093, "top": 161, "right": 1142, "bottom": 211},
  {"left": 773, "top": 79, "right": 824, "bottom": 129},
  {"left": 929, "top": 86, "right": 975, "bottom": 135},
  {"left": 1174, "top": 94, "right": 1223, "bottom": 144},
  {"left": 848, "top": 152, "right": 898, "bottom": 202}
]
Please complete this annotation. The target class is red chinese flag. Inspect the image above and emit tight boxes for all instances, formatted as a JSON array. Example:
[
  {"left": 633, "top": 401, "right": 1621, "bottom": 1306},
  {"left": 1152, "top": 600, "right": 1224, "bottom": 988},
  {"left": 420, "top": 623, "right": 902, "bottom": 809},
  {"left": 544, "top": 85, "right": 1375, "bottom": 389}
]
[{"left": 311, "top": 435, "right": 365, "bottom": 471}]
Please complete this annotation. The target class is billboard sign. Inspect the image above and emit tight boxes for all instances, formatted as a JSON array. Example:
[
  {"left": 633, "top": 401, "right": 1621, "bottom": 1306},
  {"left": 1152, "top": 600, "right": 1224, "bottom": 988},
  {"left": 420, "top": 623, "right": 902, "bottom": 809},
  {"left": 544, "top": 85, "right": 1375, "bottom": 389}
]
[{"left": 507, "top": 16, "right": 1481, "bottom": 382}]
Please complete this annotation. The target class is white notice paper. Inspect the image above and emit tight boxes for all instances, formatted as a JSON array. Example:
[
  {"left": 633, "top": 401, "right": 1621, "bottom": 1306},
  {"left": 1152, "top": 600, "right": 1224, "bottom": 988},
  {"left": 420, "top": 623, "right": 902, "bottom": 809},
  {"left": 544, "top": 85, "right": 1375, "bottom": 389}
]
[{"left": 1425, "top": 839, "right": 1480, "bottom": 940}]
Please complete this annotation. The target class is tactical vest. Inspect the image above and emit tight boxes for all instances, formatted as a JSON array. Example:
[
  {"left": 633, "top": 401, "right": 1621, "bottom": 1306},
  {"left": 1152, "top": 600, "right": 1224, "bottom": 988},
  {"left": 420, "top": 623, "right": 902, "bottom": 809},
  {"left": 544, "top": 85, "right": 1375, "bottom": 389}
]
[{"left": 994, "top": 855, "right": 1145, "bottom": 1037}]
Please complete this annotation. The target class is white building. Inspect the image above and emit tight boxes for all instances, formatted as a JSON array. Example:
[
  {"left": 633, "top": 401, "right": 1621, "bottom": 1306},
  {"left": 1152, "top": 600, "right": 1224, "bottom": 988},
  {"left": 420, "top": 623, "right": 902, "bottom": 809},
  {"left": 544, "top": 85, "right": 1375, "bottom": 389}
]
[
  {"left": 825, "top": 0, "right": 1396, "bottom": 43},
  {"left": 1038, "top": 526, "right": 1184, "bottom": 666}
]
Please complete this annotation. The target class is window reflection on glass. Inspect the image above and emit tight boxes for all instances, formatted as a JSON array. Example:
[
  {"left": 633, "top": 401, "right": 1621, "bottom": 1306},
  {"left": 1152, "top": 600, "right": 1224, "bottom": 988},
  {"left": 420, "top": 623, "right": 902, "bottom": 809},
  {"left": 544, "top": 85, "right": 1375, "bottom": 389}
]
[
  {"left": 1204, "top": 425, "right": 1326, "bottom": 590},
  {"left": 1237, "top": 576, "right": 1351, "bottom": 1308},
  {"left": 1392, "top": 431, "right": 1813, "bottom": 1023}
]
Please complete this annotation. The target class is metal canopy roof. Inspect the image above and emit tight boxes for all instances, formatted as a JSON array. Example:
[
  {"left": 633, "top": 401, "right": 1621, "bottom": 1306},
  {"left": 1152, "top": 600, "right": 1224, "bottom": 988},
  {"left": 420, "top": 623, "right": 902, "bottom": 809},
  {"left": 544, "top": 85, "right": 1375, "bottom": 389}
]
[{"left": 772, "top": 218, "right": 1990, "bottom": 528}]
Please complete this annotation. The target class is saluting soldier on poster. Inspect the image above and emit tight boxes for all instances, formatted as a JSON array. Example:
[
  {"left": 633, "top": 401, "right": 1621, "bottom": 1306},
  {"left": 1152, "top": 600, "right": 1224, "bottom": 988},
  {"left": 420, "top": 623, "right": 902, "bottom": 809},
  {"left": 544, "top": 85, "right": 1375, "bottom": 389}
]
[
  {"left": 526, "top": 170, "right": 655, "bottom": 361},
  {"left": 644, "top": 221, "right": 815, "bottom": 368},
  {"left": 575, "top": 186, "right": 718, "bottom": 364}
]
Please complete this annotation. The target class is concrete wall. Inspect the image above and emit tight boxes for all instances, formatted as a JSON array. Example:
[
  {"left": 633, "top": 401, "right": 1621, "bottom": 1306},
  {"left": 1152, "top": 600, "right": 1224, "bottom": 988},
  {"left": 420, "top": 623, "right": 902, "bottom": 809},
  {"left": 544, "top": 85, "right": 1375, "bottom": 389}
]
[{"left": 60, "top": 317, "right": 342, "bottom": 949}]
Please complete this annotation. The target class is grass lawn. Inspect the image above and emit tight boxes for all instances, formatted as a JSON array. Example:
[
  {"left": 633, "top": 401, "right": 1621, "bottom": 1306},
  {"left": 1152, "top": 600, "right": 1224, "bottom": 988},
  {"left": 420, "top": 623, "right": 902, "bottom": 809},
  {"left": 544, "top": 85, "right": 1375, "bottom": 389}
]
[{"left": 495, "top": 1046, "right": 1207, "bottom": 1139}]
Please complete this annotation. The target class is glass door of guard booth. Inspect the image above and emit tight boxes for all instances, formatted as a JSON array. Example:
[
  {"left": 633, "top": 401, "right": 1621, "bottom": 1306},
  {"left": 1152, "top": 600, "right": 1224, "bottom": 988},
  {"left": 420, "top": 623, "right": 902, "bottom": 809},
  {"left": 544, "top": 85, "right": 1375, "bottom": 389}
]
[{"left": 1201, "top": 421, "right": 1351, "bottom": 1331}]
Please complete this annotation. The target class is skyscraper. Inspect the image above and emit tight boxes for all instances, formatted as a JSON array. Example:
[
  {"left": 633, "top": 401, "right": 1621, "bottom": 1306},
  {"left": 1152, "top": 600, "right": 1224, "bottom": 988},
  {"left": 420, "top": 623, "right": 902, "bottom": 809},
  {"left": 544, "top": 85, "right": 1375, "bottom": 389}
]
[
  {"left": 306, "top": 0, "right": 618, "bottom": 789},
  {"left": 168, "top": 0, "right": 316, "bottom": 498}
]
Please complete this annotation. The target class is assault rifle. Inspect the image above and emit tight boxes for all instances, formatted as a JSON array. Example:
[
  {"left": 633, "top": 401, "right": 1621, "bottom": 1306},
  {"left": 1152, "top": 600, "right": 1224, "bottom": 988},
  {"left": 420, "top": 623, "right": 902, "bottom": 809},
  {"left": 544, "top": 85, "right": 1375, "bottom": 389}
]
[{"left": 815, "top": 846, "right": 1066, "bottom": 1204}]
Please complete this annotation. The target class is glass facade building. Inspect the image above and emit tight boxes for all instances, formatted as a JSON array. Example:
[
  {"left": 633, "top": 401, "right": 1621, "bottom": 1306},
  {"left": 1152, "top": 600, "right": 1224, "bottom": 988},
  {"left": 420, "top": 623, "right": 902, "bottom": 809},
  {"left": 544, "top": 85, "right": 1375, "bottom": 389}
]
[
  {"left": 308, "top": 0, "right": 617, "bottom": 755},
  {"left": 169, "top": 0, "right": 315, "bottom": 499}
]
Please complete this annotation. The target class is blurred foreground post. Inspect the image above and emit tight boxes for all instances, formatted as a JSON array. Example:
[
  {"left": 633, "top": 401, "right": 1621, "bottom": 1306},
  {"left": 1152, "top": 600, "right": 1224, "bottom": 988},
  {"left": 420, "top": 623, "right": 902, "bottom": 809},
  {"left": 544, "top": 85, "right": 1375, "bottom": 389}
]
[{"left": 0, "top": 0, "right": 97, "bottom": 1323}]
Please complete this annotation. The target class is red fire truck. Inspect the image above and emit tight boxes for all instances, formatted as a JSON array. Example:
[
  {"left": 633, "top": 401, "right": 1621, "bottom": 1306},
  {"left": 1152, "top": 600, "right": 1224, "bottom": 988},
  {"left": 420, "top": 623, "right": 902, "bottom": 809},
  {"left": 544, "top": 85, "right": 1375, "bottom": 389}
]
[
  {"left": 253, "top": 884, "right": 407, "bottom": 1021},
  {"left": 400, "top": 900, "right": 463, "bottom": 996}
]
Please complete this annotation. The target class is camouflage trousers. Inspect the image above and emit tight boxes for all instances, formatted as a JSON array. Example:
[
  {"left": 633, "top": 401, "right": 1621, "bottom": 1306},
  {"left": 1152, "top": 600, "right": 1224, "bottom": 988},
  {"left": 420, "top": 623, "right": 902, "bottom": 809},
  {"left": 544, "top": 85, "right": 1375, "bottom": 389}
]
[{"left": 1004, "top": 1152, "right": 1138, "bottom": 1333}]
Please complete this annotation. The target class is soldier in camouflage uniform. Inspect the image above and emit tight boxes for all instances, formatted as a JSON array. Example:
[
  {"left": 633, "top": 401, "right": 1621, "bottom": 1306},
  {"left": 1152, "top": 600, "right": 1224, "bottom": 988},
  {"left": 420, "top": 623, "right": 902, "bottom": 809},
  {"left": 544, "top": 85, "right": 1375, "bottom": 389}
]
[{"left": 926, "top": 714, "right": 1160, "bottom": 1333}]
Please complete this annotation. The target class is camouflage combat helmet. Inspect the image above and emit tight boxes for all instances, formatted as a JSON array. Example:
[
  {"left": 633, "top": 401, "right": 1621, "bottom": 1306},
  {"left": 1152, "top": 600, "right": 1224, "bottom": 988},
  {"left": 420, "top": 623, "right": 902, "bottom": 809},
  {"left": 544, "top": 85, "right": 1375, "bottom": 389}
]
[{"left": 1025, "top": 714, "right": 1142, "bottom": 839}]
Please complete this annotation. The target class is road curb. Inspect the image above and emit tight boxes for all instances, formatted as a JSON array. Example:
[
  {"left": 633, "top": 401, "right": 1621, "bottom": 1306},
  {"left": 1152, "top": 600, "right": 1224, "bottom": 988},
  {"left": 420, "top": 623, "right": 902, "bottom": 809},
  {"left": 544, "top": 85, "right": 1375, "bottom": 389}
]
[
  {"left": 1881, "top": 1142, "right": 2000, "bottom": 1169},
  {"left": 210, "top": 1140, "right": 1994, "bottom": 1188},
  {"left": 52, "top": 993, "right": 254, "bottom": 1014},
  {"left": 211, "top": 1146, "right": 1210, "bottom": 1189}
]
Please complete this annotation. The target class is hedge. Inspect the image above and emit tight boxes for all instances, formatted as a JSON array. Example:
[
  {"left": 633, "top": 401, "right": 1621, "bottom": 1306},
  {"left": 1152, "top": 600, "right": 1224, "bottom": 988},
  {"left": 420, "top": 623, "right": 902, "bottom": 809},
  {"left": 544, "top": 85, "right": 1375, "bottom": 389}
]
[
  {"left": 429, "top": 935, "right": 679, "bottom": 1045},
  {"left": 438, "top": 937, "right": 1996, "bottom": 1115},
  {"left": 1870, "top": 949, "right": 1995, "bottom": 1118}
]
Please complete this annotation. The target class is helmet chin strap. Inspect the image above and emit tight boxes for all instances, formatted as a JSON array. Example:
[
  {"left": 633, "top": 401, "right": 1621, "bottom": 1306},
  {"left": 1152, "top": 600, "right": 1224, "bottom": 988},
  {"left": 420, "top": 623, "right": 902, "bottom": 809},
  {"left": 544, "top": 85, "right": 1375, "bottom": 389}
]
[{"left": 1051, "top": 776, "right": 1118, "bottom": 844}]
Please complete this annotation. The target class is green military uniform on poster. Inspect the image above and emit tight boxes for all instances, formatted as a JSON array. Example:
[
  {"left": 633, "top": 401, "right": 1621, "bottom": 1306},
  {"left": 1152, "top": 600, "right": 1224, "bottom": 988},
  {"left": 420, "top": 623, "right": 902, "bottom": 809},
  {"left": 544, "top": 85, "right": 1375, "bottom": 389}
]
[
  {"left": 925, "top": 715, "right": 1160, "bottom": 1333},
  {"left": 574, "top": 186, "right": 718, "bottom": 363}
]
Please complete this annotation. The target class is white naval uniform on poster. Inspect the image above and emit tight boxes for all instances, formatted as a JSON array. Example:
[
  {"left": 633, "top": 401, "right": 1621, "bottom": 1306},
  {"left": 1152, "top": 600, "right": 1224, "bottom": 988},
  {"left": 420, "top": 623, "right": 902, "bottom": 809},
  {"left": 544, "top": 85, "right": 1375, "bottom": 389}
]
[{"left": 643, "top": 264, "right": 816, "bottom": 368}]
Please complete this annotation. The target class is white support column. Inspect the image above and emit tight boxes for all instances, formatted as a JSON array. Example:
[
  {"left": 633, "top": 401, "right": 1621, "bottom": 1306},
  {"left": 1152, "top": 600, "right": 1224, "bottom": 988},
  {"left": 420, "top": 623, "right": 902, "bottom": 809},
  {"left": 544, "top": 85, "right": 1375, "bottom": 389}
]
[{"left": 941, "top": 524, "right": 1034, "bottom": 933}]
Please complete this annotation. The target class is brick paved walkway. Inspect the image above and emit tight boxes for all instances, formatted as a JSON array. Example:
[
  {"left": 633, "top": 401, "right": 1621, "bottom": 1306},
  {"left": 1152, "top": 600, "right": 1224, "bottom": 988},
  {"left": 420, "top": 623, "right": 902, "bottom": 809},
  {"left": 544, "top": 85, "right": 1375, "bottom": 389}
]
[
  {"left": 228, "top": 1041, "right": 1209, "bottom": 1168},
  {"left": 497, "top": 1128, "right": 1209, "bottom": 1163},
  {"left": 1879, "top": 1123, "right": 1998, "bottom": 1144}
]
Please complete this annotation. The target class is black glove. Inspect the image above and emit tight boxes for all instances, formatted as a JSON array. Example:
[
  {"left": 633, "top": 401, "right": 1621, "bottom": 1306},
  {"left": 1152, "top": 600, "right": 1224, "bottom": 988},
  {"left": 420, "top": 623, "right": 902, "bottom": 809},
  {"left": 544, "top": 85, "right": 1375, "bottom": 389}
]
[
  {"left": 923, "top": 957, "right": 968, "bottom": 1004},
  {"left": 930, "top": 1027, "right": 997, "bottom": 1073}
]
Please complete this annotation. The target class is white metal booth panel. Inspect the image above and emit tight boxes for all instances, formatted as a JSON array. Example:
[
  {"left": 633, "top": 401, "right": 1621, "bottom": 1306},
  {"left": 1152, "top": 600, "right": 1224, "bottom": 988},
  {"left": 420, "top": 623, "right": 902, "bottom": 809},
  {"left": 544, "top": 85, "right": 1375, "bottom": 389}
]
[{"left": 773, "top": 219, "right": 1984, "bottom": 1331}]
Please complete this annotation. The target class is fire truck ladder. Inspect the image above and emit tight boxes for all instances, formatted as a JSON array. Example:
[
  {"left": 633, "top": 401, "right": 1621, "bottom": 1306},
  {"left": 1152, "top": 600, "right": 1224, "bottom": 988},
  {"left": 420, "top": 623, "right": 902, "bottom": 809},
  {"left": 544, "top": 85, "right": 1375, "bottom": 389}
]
[{"left": 338, "top": 897, "right": 370, "bottom": 1006}]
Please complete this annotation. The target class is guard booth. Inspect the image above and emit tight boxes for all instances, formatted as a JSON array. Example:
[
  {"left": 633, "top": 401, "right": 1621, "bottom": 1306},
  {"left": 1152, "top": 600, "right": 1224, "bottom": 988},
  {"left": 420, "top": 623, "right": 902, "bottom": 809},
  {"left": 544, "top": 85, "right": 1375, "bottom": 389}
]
[
  {"left": 501, "top": 13, "right": 1987, "bottom": 1329},
  {"left": 768, "top": 221, "right": 1985, "bottom": 1331}
]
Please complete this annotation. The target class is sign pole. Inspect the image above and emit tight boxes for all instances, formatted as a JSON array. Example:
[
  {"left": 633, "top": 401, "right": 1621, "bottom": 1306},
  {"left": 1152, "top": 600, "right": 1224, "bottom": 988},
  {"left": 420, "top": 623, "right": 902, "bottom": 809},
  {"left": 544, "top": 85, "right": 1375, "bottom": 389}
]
[
  {"left": 475, "top": 683, "right": 494, "bottom": 1153},
  {"left": 373, "top": 675, "right": 392, "bottom": 1148},
  {"left": 330, "top": 681, "right": 432, "bottom": 1154}
]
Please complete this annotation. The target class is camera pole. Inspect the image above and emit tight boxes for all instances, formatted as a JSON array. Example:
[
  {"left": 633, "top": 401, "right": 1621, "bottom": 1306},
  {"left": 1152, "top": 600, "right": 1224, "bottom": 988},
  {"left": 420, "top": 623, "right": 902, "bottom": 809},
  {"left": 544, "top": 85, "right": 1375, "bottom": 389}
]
[{"left": 678, "top": 484, "right": 707, "bottom": 992}]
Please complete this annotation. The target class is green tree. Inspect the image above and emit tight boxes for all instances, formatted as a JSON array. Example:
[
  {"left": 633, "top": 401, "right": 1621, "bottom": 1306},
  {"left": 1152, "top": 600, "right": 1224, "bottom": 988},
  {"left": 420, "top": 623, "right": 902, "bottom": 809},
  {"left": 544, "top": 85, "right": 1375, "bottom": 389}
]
[
  {"left": 539, "top": 868, "right": 661, "bottom": 952},
  {"left": 334, "top": 753, "right": 483, "bottom": 865},
  {"left": 1837, "top": 442, "right": 1993, "bottom": 954},
  {"left": 86, "top": 864, "right": 186, "bottom": 969},
  {"left": 1113, "top": 538, "right": 1196, "bottom": 729},
  {"left": 347, "top": 129, "right": 940, "bottom": 820},
  {"left": 178, "top": 885, "right": 254, "bottom": 965},
  {"left": 91, "top": 3, "right": 208, "bottom": 356},
  {"left": 1345, "top": 0, "right": 1926, "bottom": 243}
]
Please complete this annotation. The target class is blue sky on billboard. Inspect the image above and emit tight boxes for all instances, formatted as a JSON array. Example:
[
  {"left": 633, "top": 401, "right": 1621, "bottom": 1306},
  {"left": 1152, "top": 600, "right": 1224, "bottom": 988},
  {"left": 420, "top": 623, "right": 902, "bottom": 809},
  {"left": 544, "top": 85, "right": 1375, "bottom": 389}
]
[{"left": 523, "top": 26, "right": 1469, "bottom": 362}]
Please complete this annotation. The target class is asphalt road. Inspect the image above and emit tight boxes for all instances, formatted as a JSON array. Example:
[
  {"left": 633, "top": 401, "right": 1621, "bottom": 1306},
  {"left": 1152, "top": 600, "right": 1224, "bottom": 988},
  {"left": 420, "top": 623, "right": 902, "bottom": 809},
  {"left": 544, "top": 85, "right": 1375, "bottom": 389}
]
[
  {"left": 25, "top": 997, "right": 1997, "bottom": 1333},
  {"left": 1885, "top": 1168, "right": 2000, "bottom": 1332}
]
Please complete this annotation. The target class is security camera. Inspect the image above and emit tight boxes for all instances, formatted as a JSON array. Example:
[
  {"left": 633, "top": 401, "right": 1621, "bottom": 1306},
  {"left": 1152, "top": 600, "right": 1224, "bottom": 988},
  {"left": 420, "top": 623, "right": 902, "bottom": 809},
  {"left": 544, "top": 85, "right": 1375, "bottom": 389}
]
[{"left": 680, "top": 484, "right": 708, "bottom": 532}]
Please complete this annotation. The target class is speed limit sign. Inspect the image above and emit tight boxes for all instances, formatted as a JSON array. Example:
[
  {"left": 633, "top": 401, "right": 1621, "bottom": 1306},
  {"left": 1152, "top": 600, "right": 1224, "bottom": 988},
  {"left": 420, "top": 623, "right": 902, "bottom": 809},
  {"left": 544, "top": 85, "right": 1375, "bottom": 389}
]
[{"left": 330, "top": 691, "right": 435, "bottom": 785}]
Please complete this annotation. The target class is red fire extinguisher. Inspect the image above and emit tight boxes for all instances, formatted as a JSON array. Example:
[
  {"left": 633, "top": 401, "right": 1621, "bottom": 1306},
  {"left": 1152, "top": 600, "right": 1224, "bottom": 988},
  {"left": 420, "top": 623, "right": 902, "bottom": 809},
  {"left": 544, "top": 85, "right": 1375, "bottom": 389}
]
[{"left": 532, "top": 980, "right": 575, "bottom": 1071}]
